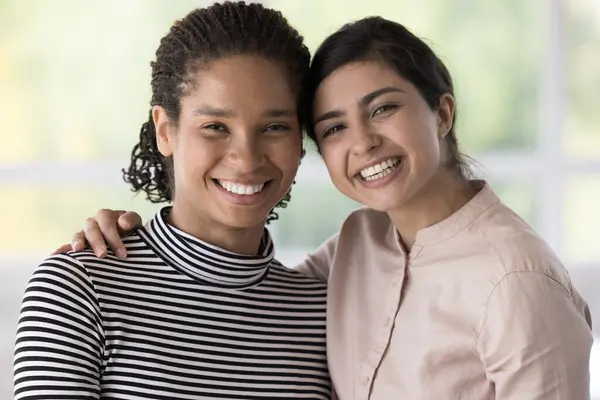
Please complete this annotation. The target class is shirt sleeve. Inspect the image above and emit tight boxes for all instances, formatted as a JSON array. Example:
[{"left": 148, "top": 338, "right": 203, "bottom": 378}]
[
  {"left": 292, "top": 233, "right": 339, "bottom": 282},
  {"left": 14, "top": 254, "right": 104, "bottom": 399},
  {"left": 475, "top": 271, "right": 593, "bottom": 400}
]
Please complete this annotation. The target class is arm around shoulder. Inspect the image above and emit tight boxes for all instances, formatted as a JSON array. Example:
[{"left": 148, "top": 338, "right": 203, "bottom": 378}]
[{"left": 476, "top": 271, "right": 593, "bottom": 400}]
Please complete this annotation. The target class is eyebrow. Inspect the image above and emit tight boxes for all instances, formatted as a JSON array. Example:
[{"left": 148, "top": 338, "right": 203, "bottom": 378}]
[
  {"left": 193, "top": 106, "right": 234, "bottom": 117},
  {"left": 313, "top": 109, "right": 345, "bottom": 125},
  {"left": 193, "top": 107, "right": 296, "bottom": 118},
  {"left": 360, "top": 86, "right": 405, "bottom": 107},
  {"left": 264, "top": 108, "right": 296, "bottom": 118},
  {"left": 313, "top": 86, "right": 405, "bottom": 125}
]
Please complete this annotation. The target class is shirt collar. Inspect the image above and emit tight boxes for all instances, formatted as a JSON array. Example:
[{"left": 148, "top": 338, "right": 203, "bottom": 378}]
[
  {"left": 392, "top": 181, "right": 500, "bottom": 250},
  {"left": 140, "top": 207, "right": 274, "bottom": 289}
]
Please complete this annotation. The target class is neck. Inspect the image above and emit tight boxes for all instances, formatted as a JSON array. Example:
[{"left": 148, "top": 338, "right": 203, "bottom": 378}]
[
  {"left": 387, "top": 169, "right": 478, "bottom": 251},
  {"left": 167, "top": 202, "right": 265, "bottom": 256}
]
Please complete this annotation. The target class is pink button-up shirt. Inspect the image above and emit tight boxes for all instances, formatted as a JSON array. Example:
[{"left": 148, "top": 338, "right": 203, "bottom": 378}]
[{"left": 296, "top": 182, "right": 593, "bottom": 399}]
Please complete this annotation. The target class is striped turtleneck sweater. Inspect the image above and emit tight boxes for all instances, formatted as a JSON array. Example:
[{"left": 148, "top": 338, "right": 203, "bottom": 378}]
[{"left": 14, "top": 207, "right": 330, "bottom": 399}]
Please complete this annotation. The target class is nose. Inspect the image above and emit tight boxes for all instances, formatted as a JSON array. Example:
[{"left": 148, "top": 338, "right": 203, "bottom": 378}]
[
  {"left": 350, "top": 124, "right": 382, "bottom": 156},
  {"left": 226, "top": 134, "right": 266, "bottom": 173}
]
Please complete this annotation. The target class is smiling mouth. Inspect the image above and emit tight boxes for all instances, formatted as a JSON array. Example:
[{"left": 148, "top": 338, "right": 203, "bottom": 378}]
[
  {"left": 357, "top": 157, "right": 402, "bottom": 181},
  {"left": 213, "top": 179, "right": 272, "bottom": 195}
]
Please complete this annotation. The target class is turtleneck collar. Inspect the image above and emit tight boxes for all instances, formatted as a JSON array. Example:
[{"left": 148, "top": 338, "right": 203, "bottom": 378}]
[{"left": 139, "top": 207, "right": 275, "bottom": 289}]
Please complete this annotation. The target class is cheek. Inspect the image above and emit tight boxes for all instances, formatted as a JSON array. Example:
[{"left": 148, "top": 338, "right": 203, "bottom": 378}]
[
  {"left": 408, "top": 137, "right": 443, "bottom": 177},
  {"left": 415, "top": 131, "right": 442, "bottom": 159},
  {"left": 393, "top": 118, "right": 441, "bottom": 166},
  {"left": 172, "top": 152, "right": 200, "bottom": 190},
  {"left": 267, "top": 137, "right": 302, "bottom": 178},
  {"left": 172, "top": 137, "right": 216, "bottom": 184},
  {"left": 320, "top": 147, "right": 348, "bottom": 185}
]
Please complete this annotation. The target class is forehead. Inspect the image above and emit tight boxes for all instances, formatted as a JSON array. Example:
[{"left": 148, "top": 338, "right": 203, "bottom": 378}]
[
  {"left": 182, "top": 55, "right": 297, "bottom": 114},
  {"left": 313, "top": 61, "right": 410, "bottom": 111}
]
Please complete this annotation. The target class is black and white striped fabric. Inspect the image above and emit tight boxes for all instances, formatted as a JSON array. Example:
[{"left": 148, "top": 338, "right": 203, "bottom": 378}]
[{"left": 14, "top": 207, "right": 330, "bottom": 399}]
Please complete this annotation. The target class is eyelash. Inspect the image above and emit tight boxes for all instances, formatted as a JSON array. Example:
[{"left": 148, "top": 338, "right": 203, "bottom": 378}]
[
  {"left": 203, "top": 123, "right": 228, "bottom": 132},
  {"left": 321, "top": 124, "right": 346, "bottom": 139},
  {"left": 372, "top": 104, "right": 398, "bottom": 117},
  {"left": 201, "top": 123, "right": 290, "bottom": 134},
  {"left": 320, "top": 104, "right": 399, "bottom": 139},
  {"left": 263, "top": 124, "right": 290, "bottom": 133}
]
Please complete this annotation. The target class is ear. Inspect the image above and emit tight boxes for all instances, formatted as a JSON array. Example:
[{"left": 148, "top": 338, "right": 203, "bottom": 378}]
[
  {"left": 436, "top": 93, "right": 455, "bottom": 139},
  {"left": 152, "top": 105, "right": 176, "bottom": 157}
]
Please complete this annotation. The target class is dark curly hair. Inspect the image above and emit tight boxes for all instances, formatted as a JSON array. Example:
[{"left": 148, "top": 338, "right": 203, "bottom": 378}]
[{"left": 123, "top": 1, "right": 310, "bottom": 223}]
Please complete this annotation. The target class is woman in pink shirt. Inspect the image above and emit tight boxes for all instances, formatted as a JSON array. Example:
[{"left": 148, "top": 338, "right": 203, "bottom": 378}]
[{"left": 53, "top": 16, "right": 593, "bottom": 399}]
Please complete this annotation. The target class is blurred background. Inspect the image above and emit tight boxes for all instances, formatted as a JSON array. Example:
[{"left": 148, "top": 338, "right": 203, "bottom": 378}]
[{"left": 1, "top": 0, "right": 599, "bottom": 397}]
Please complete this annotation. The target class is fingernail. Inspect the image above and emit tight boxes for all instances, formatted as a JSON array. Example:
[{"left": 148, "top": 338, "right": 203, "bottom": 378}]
[
  {"left": 116, "top": 248, "right": 127, "bottom": 259},
  {"left": 95, "top": 247, "right": 107, "bottom": 258},
  {"left": 72, "top": 240, "right": 82, "bottom": 250}
]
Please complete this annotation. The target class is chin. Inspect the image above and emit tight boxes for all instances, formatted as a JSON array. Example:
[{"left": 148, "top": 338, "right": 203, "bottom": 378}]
[
  {"left": 364, "top": 201, "right": 398, "bottom": 213},
  {"left": 347, "top": 187, "right": 402, "bottom": 212},
  {"left": 216, "top": 211, "right": 269, "bottom": 230}
]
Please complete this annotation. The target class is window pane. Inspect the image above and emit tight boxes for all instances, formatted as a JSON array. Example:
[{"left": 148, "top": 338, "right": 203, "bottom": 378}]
[
  {"left": 564, "top": 174, "right": 600, "bottom": 264},
  {"left": 0, "top": 185, "right": 160, "bottom": 253},
  {"left": 565, "top": 0, "right": 600, "bottom": 161},
  {"left": 0, "top": 0, "right": 205, "bottom": 164}
]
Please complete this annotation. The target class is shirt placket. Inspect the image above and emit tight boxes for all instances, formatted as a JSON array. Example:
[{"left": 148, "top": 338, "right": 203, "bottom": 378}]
[{"left": 356, "top": 247, "right": 417, "bottom": 399}]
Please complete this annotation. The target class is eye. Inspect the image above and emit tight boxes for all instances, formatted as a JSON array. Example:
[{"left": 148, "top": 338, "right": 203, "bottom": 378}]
[
  {"left": 372, "top": 104, "right": 398, "bottom": 117},
  {"left": 202, "top": 123, "right": 228, "bottom": 132},
  {"left": 263, "top": 124, "right": 290, "bottom": 133},
  {"left": 321, "top": 124, "right": 346, "bottom": 139}
]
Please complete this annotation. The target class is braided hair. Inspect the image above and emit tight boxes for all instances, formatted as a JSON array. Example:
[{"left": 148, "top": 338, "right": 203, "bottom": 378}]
[{"left": 123, "top": 1, "right": 310, "bottom": 223}]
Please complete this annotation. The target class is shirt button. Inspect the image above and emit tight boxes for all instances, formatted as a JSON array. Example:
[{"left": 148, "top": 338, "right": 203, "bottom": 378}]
[
  {"left": 362, "top": 376, "right": 370, "bottom": 386},
  {"left": 384, "top": 317, "right": 392, "bottom": 327}
]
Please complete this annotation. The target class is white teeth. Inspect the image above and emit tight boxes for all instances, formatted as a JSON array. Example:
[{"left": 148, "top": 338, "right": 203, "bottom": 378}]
[
  {"left": 217, "top": 180, "right": 265, "bottom": 195},
  {"left": 364, "top": 167, "right": 394, "bottom": 181},
  {"left": 359, "top": 158, "right": 401, "bottom": 180},
  {"left": 362, "top": 166, "right": 374, "bottom": 177}
]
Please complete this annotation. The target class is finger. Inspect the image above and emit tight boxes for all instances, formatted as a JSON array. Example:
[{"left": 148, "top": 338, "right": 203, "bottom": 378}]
[
  {"left": 117, "top": 211, "right": 142, "bottom": 235},
  {"left": 83, "top": 218, "right": 107, "bottom": 258},
  {"left": 95, "top": 209, "right": 126, "bottom": 259},
  {"left": 51, "top": 244, "right": 73, "bottom": 255},
  {"left": 71, "top": 231, "right": 86, "bottom": 251},
  {"left": 112, "top": 212, "right": 141, "bottom": 259},
  {"left": 117, "top": 211, "right": 143, "bottom": 233}
]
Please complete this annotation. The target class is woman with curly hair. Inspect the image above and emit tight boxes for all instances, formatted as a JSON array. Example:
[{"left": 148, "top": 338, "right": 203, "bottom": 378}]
[{"left": 14, "top": 3, "right": 331, "bottom": 399}]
